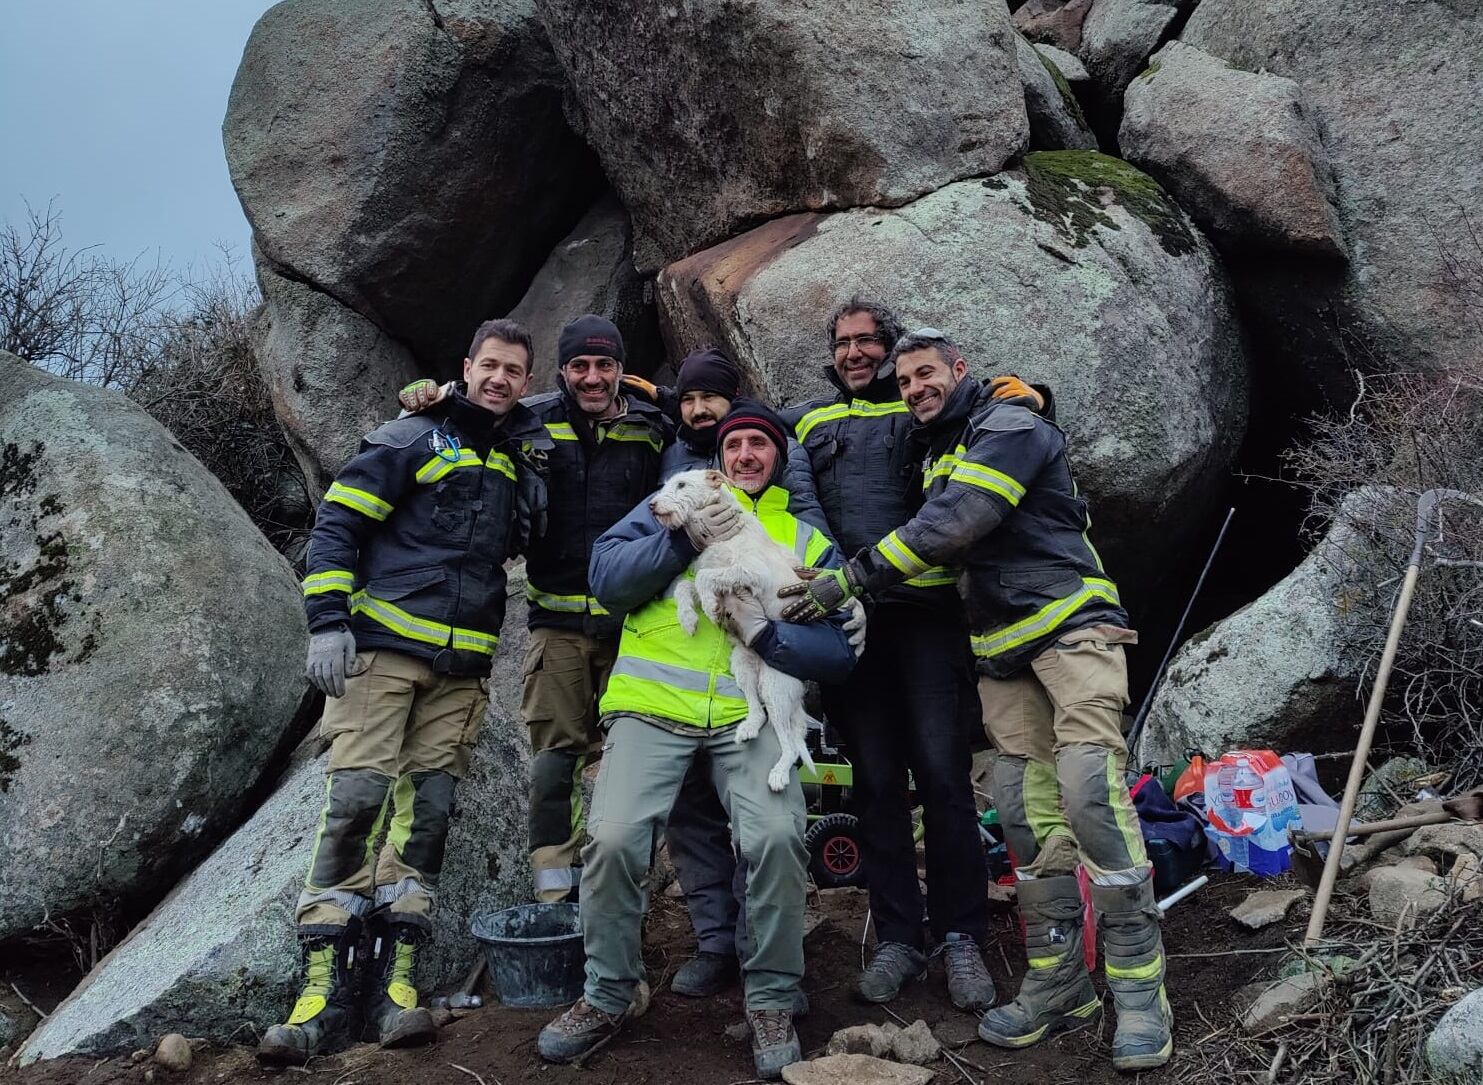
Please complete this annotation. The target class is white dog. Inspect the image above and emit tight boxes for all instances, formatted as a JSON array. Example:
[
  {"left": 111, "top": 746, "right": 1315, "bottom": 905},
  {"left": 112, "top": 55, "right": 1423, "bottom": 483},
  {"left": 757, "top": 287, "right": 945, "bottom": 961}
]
[{"left": 650, "top": 469, "right": 819, "bottom": 792}]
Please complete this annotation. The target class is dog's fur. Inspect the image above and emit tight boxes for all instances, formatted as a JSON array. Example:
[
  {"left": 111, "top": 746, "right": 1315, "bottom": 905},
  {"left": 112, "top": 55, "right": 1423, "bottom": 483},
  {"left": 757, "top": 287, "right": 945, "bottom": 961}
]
[{"left": 649, "top": 469, "right": 816, "bottom": 792}]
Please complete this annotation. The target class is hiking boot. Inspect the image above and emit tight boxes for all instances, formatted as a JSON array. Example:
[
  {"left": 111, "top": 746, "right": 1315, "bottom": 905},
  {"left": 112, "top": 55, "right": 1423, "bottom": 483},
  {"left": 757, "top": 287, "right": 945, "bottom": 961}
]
[
  {"left": 363, "top": 912, "right": 437, "bottom": 1049},
  {"left": 937, "top": 932, "right": 997, "bottom": 1013},
  {"left": 537, "top": 998, "right": 627, "bottom": 1063},
  {"left": 855, "top": 942, "right": 928, "bottom": 1003},
  {"left": 979, "top": 875, "right": 1101, "bottom": 1049},
  {"left": 257, "top": 919, "right": 362, "bottom": 1066},
  {"left": 1091, "top": 873, "right": 1173, "bottom": 1072},
  {"left": 748, "top": 1009, "right": 801, "bottom": 1080},
  {"left": 671, "top": 951, "right": 739, "bottom": 997}
]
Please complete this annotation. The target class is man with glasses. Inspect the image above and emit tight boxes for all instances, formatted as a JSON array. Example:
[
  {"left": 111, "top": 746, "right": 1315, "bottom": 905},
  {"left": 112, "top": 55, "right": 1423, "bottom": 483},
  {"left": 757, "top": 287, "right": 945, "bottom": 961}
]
[
  {"left": 780, "top": 328, "right": 1169, "bottom": 1073},
  {"left": 778, "top": 299, "right": 1042, "bottom": 1012}
]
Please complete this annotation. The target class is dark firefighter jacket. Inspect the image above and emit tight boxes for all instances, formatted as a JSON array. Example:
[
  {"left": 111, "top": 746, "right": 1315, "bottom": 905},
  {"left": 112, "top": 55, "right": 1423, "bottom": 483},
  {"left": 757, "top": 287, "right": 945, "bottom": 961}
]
[
  {"left": 854, "top": 376, "right": 1128, "bottom": 679},
  {"left": 522, "top": 388, "right": 672, "bottom": 639},
  {"left": 780, "top": 366, "right": 960, "bottom": 609},
  {"left": 303, "top": 388, "right": 546, "bottom": 677}
]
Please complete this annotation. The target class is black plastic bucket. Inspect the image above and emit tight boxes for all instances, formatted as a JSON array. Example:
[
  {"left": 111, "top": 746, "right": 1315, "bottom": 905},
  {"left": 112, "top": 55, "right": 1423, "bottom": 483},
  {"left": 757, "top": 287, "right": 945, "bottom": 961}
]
[{"left": 470, "top": 903, "right": 584, "bottom": 1008}]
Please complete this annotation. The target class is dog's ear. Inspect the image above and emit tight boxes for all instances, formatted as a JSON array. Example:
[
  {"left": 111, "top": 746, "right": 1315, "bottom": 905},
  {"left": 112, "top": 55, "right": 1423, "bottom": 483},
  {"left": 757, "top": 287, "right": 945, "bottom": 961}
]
[{"left": 702, "top": 469, "right": 727, "bottom": 489}]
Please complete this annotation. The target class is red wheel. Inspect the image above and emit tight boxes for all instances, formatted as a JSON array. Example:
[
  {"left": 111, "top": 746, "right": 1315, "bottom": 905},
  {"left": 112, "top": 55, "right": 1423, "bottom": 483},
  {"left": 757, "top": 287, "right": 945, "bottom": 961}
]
[{"left": 806, "top": 813, "right": 867, "bottom": 888}]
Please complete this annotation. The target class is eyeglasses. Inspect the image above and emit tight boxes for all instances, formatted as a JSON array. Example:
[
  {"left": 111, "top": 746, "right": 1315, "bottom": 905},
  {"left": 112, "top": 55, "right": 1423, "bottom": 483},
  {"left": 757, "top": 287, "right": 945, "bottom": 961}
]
[{"left": 831, "top": 332, "right": 885, "bottom": 354}]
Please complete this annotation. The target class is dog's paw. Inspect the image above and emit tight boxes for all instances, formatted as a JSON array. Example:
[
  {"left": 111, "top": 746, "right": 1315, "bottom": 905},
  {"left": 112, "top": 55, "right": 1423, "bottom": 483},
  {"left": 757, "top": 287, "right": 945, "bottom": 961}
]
[
  {"left": 767, "top": 762, "right": 790, "bottom": 793},
  {"left": 677, "top": 606, "right": 698, "bottom": 636},
  {"left": 736, "top": 715, "right": 764, "bottom": 743}
]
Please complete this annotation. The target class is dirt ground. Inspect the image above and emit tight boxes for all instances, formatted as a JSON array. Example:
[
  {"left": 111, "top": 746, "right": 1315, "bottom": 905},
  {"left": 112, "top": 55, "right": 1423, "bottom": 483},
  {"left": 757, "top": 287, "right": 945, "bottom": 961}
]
[{"left": 1, "top": 871, "right": 1296, "bottom": 1085}]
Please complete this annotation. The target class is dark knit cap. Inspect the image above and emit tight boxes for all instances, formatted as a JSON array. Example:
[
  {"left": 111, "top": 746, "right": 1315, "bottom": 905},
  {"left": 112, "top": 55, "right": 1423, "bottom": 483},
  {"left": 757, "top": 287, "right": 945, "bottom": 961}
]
[
  {"left": 558, "top": 314, "right": 625, "bottom": 367},
  {"left": 676, "top": 347, "right": 741, "bottom": 399},
  {"left": 716, "top": 397, "right": 790, "bottom": 461}
]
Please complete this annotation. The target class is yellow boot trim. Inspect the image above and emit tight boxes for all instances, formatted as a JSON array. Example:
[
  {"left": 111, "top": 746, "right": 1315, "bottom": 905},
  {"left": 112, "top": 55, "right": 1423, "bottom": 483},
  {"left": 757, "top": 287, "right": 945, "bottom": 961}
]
[
  {"left": 387, "top": 941, "right": 419, "bottom": 1009},
  {"left": 287, "top": 994, "right": 327, "bottom": 1026},
  {"left": 286, "top": 945, "right": 336, "bottom": 1024},
  {"left": 388, "top": 982, "right": 419, "bottom": 1010}
]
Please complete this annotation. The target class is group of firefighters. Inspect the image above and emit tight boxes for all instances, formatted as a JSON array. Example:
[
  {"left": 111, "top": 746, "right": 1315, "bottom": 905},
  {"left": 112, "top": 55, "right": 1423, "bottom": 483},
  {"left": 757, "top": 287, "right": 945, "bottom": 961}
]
[{"left": 255, "top": 300, "right": 1171, "bottom": 1080}]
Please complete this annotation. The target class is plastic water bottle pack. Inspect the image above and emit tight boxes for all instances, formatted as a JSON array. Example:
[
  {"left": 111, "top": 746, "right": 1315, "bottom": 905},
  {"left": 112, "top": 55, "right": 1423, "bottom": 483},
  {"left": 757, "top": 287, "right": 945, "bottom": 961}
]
[{"left": 1203, "top": 750, "right": 1301, "bottom": 876}]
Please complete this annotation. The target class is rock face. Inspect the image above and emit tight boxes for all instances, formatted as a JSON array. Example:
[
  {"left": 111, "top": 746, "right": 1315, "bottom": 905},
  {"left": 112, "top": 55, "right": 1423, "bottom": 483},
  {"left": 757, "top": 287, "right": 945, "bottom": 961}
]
[
  {"left": 658, "top": 153, "right": 1247, "bottom": 602},
  {"left": 1014, "top": 0, "right": 1095, "bottom": 52},
  {"left": 537, "top": 0, "right": 1030, "bottom": 271},
  {"left": 0, "top": 354, "right": 308, "bottom": 945},
  {"left": 1428, "top": 988, "right": 1483, "bottom": 1084},
  {"left": 1121, "top": 42, "right": 1344, "bottom": 257},
  {"left": 1140, "top": 489, "right": 1398, "bottom": 768},
  {"left": 1078, "top": 0, "right": 1183, "bottom": 121},
  {"left": 224, "top": 0, "right": 599, "bottom": 368},
  {"left": 1181, "top": 0, "right": 1483, "bottom": 377},
  {"left": 17, "top": 570, "right": 534, "bottom": 1061},
  {"left": 507, "top": 193, "right": 660, "bottom": 395},
  {"left": 1017, "top": 35, "right": 1099, "bottom": 151},
  {"left": 254, "top": 256, "right": 420, "bottom": 494}
]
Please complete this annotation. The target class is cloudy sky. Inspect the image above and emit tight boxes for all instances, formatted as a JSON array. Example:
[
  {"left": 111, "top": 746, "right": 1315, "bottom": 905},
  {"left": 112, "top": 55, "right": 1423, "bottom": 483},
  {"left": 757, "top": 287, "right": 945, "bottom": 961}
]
[{"left": 1, "top": 1, "right": 272, "bottom": 273}]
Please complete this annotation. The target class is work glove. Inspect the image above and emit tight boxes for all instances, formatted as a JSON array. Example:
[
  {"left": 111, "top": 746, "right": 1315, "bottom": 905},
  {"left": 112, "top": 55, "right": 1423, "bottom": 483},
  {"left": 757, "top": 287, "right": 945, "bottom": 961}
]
[
  {"left": 684, "top": 500, "right": 743, "bottom": 549},
  {"left": 721, "top": 592, "right": 771, "bottom": 647},
  {"left": 306, "top": 624, "right": 356, "bottom": 698},
  {"left": 988, "top": 374, "right": 1045, "bottom": 412},
  {"left": 398, "top": 378, "right": 450, "bottom": 414},
  {"left": 842, "top": 598, "right": 868, "bottom": 657},
  {"left": 777, "top": 560, "right": 865, "bottom": 623}
]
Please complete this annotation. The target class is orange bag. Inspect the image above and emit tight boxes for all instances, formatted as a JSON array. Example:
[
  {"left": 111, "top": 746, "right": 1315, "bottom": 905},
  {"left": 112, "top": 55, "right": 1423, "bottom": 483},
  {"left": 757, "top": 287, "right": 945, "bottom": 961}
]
[{"left": 1172, "top": 753, "right": 1205, "bottom": 802}]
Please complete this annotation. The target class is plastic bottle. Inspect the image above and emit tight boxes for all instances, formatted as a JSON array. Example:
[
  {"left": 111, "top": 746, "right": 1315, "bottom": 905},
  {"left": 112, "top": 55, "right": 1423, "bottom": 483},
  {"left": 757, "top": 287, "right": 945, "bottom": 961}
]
[{"left": 1232, "top": 757, "right": 1263, "bottom": 812}]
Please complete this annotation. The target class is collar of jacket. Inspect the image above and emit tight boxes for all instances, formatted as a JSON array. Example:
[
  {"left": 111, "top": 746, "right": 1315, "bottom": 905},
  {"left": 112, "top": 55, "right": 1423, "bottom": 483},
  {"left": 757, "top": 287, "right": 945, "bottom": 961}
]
[
  {"left": 680, "top": 421, "right": 718, "bottom": 456},
  {"left": 820, "top": 360, "right": 899, "bottom": 405},
  {"left": 729, "top": 482, "right": 789, "bottom": 515}
]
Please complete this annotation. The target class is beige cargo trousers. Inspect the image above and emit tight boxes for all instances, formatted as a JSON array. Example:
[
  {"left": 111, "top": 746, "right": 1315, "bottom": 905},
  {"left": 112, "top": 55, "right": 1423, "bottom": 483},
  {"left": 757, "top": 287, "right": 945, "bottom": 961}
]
[{"left": 296, "top": 650, "right": 487, "bottom": 931}]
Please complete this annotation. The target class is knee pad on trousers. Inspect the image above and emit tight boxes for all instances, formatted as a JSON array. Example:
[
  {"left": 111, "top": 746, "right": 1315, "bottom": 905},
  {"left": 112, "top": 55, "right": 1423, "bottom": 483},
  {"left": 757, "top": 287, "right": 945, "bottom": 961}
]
[
  {"left": 529, "top": 748, "right": 583, "bottom": 849},
  {"left": 389, "top": 770, "right": 458, "bottom": 880},
  {"left": 307, "top": 769, "right": 393, "bottom": 890},
  {"left": 1055, "top": 744, "right": 1149, "bottom": 877},
  {"left": 992, "top": 755, "right": 1074, "bottom": 873}
]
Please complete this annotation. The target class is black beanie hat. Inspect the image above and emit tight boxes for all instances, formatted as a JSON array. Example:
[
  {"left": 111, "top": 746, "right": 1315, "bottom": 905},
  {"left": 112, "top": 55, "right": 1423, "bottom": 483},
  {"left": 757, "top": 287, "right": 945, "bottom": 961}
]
[
  {"left": 558, "top": 314, "right": 625, "bottom": 367},
  {"left": 716, "top": 397, "right": 790, "bottom": 463},
  {"left": 676, "top": 347, "right": 741, "bottom": 399}
]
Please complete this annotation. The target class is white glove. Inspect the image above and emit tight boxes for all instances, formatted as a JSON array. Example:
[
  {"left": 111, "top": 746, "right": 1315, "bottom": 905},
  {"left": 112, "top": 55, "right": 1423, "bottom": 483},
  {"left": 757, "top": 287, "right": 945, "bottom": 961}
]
[
  {"left": 306, "top": 625, "right": 356, "bottom": 698},
  {"left": 722, "top": 592, "right": 771, "bottom": 647},
  {"left": 685, "top": 500, "right": 742, "bottom": 549},
  {"left": 843, "top": 598, "right": 868, "bottom": 657}
]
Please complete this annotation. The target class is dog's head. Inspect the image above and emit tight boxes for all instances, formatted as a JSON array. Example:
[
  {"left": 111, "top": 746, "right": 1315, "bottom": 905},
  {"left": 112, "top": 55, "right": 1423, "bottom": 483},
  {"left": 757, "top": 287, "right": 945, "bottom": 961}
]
[{"left": 650, "top": 468, "right": 734, "bottom": 531}]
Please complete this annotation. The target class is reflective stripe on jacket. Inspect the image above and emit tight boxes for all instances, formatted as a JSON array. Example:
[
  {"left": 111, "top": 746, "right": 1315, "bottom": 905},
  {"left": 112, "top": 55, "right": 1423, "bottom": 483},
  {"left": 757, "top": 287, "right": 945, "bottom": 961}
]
[
  {"left": 780, "top": 368, "right": 958, "bottom": 606},
  {"left": 522, "top": 390, "right": 671, "bottom": 638},
  {"left": 592, "top": 485, "right": 855, "bottom": 728},
  {"left": 302, "top": 391, "right": 544, "bottom": 676},
  {"left": 856, "top": 377, "right": 1127, "bottom": 678}
]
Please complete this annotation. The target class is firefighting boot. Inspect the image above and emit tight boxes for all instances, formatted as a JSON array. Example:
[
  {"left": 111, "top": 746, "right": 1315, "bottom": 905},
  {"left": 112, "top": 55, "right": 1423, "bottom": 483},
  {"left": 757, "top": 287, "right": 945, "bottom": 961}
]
[
  {"left": 257, "top": 919, "right": 363, "bottom": 1065},
  {"left": 979, "top": 875, "right": 1101, "bottom": 1048},
  {"left": 1091, "top": 873, "right": 1174, "bottom": 1072},
  {"left": 363, "top": 911, "right": 438, "bottom": 1049}
]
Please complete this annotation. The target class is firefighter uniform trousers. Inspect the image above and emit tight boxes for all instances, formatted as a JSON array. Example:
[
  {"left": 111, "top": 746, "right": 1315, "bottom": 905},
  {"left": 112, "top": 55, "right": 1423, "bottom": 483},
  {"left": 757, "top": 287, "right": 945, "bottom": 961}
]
[
  {"left": 976, "top": 626, "right": 1147, "bottom": 882},
  {"left": 296, "top": 650, "right": 488, "bottom": 931},
  {"left": 522, "top": 627, "right": 619, "bottom": 902}
]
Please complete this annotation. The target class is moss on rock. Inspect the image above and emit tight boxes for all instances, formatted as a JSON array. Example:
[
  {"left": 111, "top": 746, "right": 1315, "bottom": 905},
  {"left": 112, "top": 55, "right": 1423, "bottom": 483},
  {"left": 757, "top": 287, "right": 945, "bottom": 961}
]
[
  {"left": 1022, "top": 150, "right": 1197, "bottom": 257},
  {"left": 1036, "top": 49, "right": 1091, "bottom": 130}
]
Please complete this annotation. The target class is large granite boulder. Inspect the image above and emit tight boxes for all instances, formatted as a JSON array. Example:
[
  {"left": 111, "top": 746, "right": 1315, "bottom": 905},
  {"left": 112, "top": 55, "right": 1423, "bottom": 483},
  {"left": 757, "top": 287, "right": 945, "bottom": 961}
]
[
  {"left": 1017, "top": 35, "right": 1098, "bottom": 151},
  {"left": 1121, "top": 41, "right": 1345, "bottom": 258},
  {"left": 1427, "top": 987, "right": 1483, "bottom": 1084},
  {"left": 224, "top": 0, "right": 599, "bottom": 367},
  {"left": 17, "top": 570, "right": 534, "bottom": 1061},
  {"left": 1139, "top": 489, "right": 1398, "bottom": 767},
  {"left": 254, "top": 254, "right": 420, "bottom": 495},
  {"left": 507, "top": 193, "right": 661, "bottom": 396},
  {"left": 536, "top": 0, "right": 1029, "bottom": 271},
  {"left": 1014, "top": 0, "right": 1095, "bottom": 52},
  {"left": 1181, "top": 0, "right": 1483, "bottom": 380},
  {"left": 1077, "top": 0, "right": 1185, "bottom": 128},
  {"left": 0, "top": 353, "right": 308, "bottom": 945},
  {"left": 657, "top": 152, "right": 1247, "bottom": 603}
]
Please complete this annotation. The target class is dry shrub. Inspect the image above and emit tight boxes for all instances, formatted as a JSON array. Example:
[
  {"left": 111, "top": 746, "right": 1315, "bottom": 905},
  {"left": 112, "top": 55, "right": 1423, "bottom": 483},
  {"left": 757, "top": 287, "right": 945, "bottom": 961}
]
[{"left": 1285, "top": 360, "right": 1483, "bottom": 788}]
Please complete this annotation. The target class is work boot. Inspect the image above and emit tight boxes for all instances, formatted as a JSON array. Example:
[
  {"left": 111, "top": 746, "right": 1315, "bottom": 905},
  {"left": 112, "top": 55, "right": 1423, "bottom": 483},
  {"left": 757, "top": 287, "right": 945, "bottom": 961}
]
[
  {"left": 937, "top": 932, "right": 997, "bottom": 1013},
  {"left": 363, "top": 912, "right": 437, "bottom": 1049},
  {"left": 257, "top": 919, "right": 363, "bottom": 1065},
  {"left": 855, "top": 941, "right": 928, "bottom": 1003},
  {"left": 979, "top": 875, "right": 1101, "bottom": 1049},
  {"left": 671, "top": 951, "right": 739, "bottom": 997},
  {"left": 1092, "top": 873, "right": 1173, "bottom": 1072},
  {"left": 537, "top": 998, "right": 627, "bottom": 1063},
  {"left": 748, "top": 1009, "right": 802, "bottom": 1080}
]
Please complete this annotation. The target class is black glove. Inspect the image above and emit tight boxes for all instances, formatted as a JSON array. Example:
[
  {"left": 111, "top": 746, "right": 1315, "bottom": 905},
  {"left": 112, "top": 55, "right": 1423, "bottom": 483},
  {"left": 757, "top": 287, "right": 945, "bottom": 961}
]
[{"left": 777, "top": 560, "right": 865, "bottom": 623}]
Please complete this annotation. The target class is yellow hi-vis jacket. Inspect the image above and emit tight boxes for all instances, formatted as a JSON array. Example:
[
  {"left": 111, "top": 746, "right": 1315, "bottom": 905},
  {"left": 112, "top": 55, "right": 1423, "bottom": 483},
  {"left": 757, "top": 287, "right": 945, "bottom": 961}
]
[{"left": 594, "top": 485, "right": 847, "bottom": 729}]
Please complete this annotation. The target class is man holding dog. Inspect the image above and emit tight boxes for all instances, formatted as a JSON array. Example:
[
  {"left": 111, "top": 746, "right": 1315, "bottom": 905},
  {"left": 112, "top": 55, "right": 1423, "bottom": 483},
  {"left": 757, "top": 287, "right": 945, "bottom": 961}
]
[
  {"left": 780, "top": 329, "right": 1171, "bottom": 1072},
  {"left": 260, "top": 319, "right": 544, "bottom": 1065},
  {"left": 537, "top": 400, "right": 857, "bottom": 1080}
]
